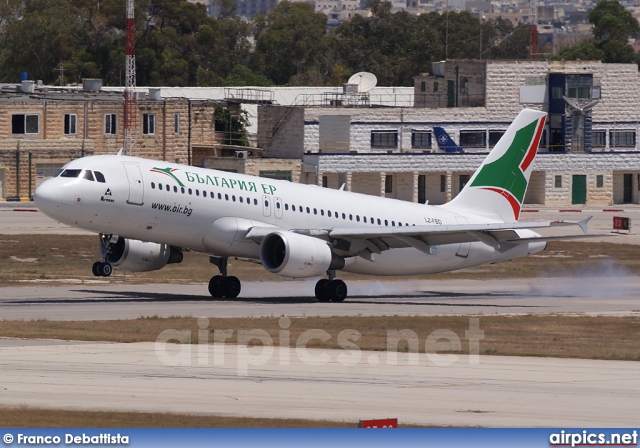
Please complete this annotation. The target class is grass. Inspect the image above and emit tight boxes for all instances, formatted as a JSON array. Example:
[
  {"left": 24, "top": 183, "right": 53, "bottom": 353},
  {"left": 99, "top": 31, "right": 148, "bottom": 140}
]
[
  {"left": 1, "top": 235, "right": 640, "bottom": 286},
  {"left": 1, "top": 315, "right": 639, "bottom": 361},
  {"left": 0, "top": 406, "right": 356, "bottom": 428}
]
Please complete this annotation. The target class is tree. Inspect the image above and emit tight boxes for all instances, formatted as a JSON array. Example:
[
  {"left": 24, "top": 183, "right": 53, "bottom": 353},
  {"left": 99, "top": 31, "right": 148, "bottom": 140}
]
[
  {"left": 252, "top": 1, "right": 328, "bottom": 85},
  {"left": 555, "top": 0, "right": 639, "bottom": 63}
]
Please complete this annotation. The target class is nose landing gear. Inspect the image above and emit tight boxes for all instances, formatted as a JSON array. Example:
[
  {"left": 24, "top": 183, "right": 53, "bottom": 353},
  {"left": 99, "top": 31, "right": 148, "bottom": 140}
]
[{"left": 92, "top": 234, "right": 115, "bottom": 277}]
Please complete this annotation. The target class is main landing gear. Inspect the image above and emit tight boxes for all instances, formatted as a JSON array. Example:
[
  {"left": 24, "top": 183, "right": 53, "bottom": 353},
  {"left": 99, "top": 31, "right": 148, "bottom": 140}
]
[
  {"left": 314, "top": 271, "right": 347, "bottom": 302},
  {"left": 208, "top": 256, "right": 241, "bottom": 299},
  {"left": 92, "top": 234, "right": 114, "bottom": 277}
]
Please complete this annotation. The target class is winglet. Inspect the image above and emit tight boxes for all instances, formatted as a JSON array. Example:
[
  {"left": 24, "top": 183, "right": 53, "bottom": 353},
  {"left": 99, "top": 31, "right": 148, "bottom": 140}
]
[{"left": 577, "top": 216, "right": 592, "bottom": 234}]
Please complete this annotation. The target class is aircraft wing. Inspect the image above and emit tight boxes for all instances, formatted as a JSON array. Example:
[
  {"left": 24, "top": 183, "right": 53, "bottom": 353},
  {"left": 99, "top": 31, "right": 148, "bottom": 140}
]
[{"left": 246, "top": 217, "right": 600, "bottom": 259}]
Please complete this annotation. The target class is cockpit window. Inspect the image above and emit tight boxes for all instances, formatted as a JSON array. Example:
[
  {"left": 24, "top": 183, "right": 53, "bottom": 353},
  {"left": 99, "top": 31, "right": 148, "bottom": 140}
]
[
  {"left": 54, "top": 169, "right": 64, "bottom": 177},
  {"left": 83, "top": 170, "right": 95, "bottom": 181},
  {"left": 94, "top": 171, "right": 106, "bottom": 183},
  {"left": 59, "top": 169, "right": 82, "bottom": 178}
]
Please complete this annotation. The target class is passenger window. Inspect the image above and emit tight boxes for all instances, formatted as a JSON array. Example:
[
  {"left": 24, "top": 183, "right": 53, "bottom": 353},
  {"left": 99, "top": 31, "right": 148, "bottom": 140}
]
[
  {"left": 377, "top": 219, "right": 381, "bottom": 225},
  {"left": 306, "top": 207, "right": 310, "bottom": 213},
  {"left": 265, "top": 199, "right": 269, "bottom": 207},
  {"left": 174, "top": 186, "right": 178, "bottom": 193},
  {"left": 328, "top": 211, "right": 332, "bottom": 217},
  {"left": 392, "top": 221, "right": 396, "bottom": 226},
  {"left": 313, "top": 208, "right": 317, "bottom": 215},
  {"left": 277, "top": 202, "right": 281, "bottom": 209},
  {"left": 320, "top": 209, "right": 324, "bottom": 216},
  {"left": 239, "top": 196, "right": 243, "bottom": 203},
  {"left": 232, "top": 195, "right": 236, "bottom": 202},
  {"left": 151, "top": 182, "right": 156, "bottom": 189},
  {"left": 166, "top": 184, "right": 170, "bottom": 191},
  {"left": 363, "top": 217, "right": 367, "bottom": 223},
  {"left": 203, "top": 191, "right": 207, "bottom": 198},
  {"left": 225, "top": 194, "right": 229, "bottom": 201},
  {"left": 94, "top": 171, "right": 106, "bottom": 183},
  {"left": 188, "top": 188, "right": 192, "bottom": 195},
  {"left": 349, "top": 214, "right": 353, "bottom": 221},
  {"left": 218, "top": 193, "right": 222, "bottom": 200},
  {"left": 159, "top": 184, "right": 163, "bottom": 191},
  {"left": 285, "top": 204, "right": 289, "bottom": 211},
  {"left": 181, "top": 187, "right": 185, "bottom": 194},
  {"left": 356, "top": 215, "right": 360, "bottom": 222},
  {"left": 342, "top": 213, "right": 346, "bottom": 219},
  {"left": 385, "top": 220, "right": 388, "bottom": 226}
]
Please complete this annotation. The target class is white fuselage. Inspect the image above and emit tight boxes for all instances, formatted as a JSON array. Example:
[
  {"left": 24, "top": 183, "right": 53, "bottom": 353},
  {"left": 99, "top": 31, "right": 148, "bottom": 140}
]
[{"left": 34, "top": 155, "right": 544, "bottom": 277}]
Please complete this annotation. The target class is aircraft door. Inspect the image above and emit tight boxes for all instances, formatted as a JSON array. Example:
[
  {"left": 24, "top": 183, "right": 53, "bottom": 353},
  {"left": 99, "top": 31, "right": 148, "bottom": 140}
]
[
  {"left": 123, "top": 163, "right": 144, "bottom": 206},
  {"left": 455, "top": 216, "right": 470, "bottom": 258},
  {"left": 274, "top": 197, "right": 283, "bottom": 219},
  {"left": 262, "top": 195, "right": 271, "bottom": 217}
]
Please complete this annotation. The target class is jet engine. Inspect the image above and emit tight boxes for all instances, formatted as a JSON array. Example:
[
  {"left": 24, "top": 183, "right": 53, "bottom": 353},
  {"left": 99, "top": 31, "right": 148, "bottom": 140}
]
[
  {"left": 101, "top": 237, "right": 183, "bottom": 272},
  {"left": 260, "top": 231, "right": 344, "bottom": 278}
]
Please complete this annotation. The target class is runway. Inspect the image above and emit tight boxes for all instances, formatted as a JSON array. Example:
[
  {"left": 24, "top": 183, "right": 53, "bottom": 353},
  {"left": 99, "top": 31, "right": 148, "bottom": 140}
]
[
  {"left": 1, "top": 276, "right": 640, "bottom": 320},
  {"left": 0, "top": 338, "right": 637, "bottom": 427}
]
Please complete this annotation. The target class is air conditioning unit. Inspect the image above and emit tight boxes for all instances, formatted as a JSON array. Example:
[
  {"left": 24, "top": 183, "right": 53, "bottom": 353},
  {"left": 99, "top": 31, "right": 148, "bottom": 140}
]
[{"left": 235, "top": 151, "right": 248, "bottom": 159}]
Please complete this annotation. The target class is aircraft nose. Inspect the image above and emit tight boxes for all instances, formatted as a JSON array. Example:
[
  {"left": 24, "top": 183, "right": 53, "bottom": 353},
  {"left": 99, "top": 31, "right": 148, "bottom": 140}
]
[{"left": 33, "top": 180, "right": 60, "bottom": 217}]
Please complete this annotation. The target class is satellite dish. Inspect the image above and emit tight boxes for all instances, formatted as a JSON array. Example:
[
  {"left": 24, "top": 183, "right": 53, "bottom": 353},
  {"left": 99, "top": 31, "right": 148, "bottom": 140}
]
[{"left": 348, "top": 72, "right": 377, "bottom": 93}]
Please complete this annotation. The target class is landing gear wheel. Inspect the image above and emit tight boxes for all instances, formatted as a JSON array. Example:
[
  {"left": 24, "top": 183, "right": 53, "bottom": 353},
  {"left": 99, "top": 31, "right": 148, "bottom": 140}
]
[
  {"left": 101, "top": 262, "right": 112, "bottom": 277},
  {"left": 93, "top": 261, "right": 112, "bottom": 277},
  {"left": 221, "top": 276, "right": 241, "bottom": 299},
  {"left": 315, "top": 279, "right": 331, "bottom": 302},
  {"left": 328, "top": 279, "right": 347, "bottom": 302},
  {"left": 208, "top": 275, "right": 224, "bottom": 298}
]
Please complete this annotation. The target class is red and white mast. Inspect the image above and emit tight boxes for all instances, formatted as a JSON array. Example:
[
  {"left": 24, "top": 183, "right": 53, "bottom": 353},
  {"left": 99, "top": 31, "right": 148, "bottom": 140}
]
[{"left": 123, "top": 0, "right": 137, "bottom": 155}]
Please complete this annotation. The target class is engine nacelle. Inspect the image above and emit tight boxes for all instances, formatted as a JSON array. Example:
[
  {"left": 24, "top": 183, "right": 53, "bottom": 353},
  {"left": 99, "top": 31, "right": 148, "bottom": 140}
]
[
  {"left": 102, "top": 238, "right": 183, "bottom": 272},
  {"left": 260, "top": 231, "right": 344, "bottom": 278}
]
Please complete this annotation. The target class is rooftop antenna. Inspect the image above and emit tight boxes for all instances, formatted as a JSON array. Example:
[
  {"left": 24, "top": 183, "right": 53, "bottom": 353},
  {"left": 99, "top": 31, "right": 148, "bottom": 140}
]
[
  {"left": 347, "top": 72, "right": 377, "bottom": 93},
  {"left": 123, "top": 0, "right": 137, "bottom": 156}
]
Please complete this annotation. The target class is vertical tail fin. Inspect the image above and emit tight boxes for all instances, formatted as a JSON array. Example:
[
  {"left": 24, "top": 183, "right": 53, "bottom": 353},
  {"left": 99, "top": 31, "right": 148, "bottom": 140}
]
[
  {"left": 441, "top": 109, "right": 547, "bottom": 222},
  {"left": 434, "top": 127, "right": 464, "bottom": 153}
]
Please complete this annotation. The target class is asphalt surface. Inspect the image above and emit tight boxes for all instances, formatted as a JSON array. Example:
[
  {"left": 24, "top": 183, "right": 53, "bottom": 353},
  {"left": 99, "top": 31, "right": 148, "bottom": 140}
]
[
  {"left": 1, "top": 339, "right": 638, "bottom": 427},
  {"left": 2, "top": 201, "right": 639, "bottom": 427}
]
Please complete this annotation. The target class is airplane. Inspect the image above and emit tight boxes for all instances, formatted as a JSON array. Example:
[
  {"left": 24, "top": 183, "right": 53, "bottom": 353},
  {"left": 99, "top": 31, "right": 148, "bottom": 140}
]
[
  {"left": 433, "top": 126, "right": 464, "bottom": 153},
  {"left": 34, "top": 109, "right": 595, "bottom": 302}
]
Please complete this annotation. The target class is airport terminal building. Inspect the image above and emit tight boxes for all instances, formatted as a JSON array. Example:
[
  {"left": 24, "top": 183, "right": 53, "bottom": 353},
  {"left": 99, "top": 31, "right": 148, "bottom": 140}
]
[
  {"left": 254, "top": 60, "right": 640, "bottom": 206},
  {"left": 1, "top": 60, "right": 640, "bottom": 206}
]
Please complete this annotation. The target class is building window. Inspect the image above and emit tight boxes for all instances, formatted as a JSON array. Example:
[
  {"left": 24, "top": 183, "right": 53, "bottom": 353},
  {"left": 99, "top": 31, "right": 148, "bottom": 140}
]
[
  {"left": 567, "top": 86, "right": 590, "bottom": 99},
  {"left": 420, "top": 81, "right": 426, "bottom": 92},
  {"left": 555, "top": 175, "right": 562, "bottom": 188},
  {"left": 418, "top": 175, "right": 426, "bottom": 204},
  {"left": 143, "top": 113, "right": 156, "bottom": 135},
  {"left": 385, "top": 175, "right": 393, "bottom": 193},
  {"left": 460, "top": 131, "right": 486, "bottom": 148},
  {"left": 104, "top": 114, "right": 117, "bottom": 135},
  {"left": 174, "top": 113, "right": 180, "bottom": 134},
  {"left": 371, "top": 131, "right": 398, "bottom": 149},
  {"left": 64, "top": 114, "right": 77, "bottom": 135},
  {"left": 596, "top": 175, "right": 604, "bottom": 188},
  {"left": 322, "top": 176, "right": 328, "bottom": 188},
  {"left": 12, "top": 114, "right": 39, "bottom": 135},
  {"left": 259, "top": 170, "right": 292, "bottom": 181},
  {"left": 411, "top": 131, "right": 432, "bottom": 149},
  {"left": 459, "top": 174, "right": 470, "bottom": 191},
  {"left": 592, "top": 130, "right": 606, "bottom": 147},
  {"left": 610, "top": 130, "right": 635, "bottom": 147},
  {"left": 433, "top": 82, "right": 438, "bottom": 92},
  {"left": 592, "top": 86, "right": 601, "bottom": 100},
  {"left": 440, "top": 174, "right": 446, "bottom": 192},
  {"left": 459, "top": 77, "right": 468, "bottom": 94},
  {"left": 489, "top": 130, "right": 505, "bottom": 147}
]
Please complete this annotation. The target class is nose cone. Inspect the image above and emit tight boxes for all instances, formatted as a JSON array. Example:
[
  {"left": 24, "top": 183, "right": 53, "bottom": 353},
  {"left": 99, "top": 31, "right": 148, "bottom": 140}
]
[{"left": 33, "top": 180, "right": 60, "bottom": 219}]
